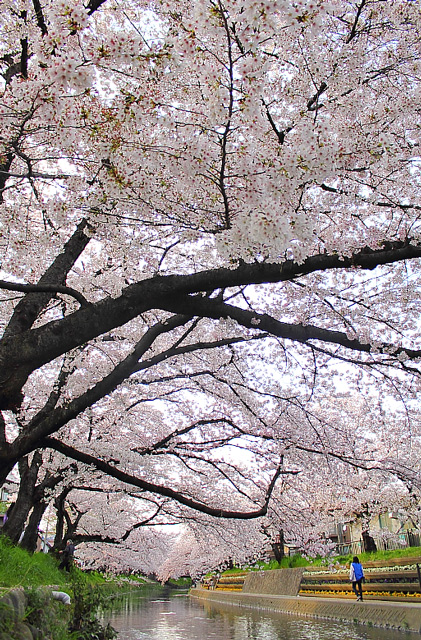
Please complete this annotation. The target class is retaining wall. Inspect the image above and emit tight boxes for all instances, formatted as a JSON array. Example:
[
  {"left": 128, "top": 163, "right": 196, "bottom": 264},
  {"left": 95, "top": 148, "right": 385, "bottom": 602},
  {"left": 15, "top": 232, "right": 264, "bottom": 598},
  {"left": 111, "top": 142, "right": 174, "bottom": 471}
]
[
  {"left": 243, "top": 567, "right": 305, "bottom": 595},
  {"left": 0, "top": 588, "right": 40, "bottom": 639}
]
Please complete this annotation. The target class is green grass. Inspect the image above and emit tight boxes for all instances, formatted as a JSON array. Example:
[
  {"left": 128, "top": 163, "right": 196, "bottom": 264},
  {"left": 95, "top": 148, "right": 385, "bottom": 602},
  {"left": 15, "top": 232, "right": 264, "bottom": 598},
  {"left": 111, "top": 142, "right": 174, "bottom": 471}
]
[
  {"left": 0, "top": 535, "right": 69, "bottom": 588},
  {"left": 332, "top": 545, "right": 421, "bottom": 567},
  {"left": 167, "top": 576, "right": 193, "bottom": 588},
  {"left": 0, "top": 536, "right": 146, "bottom": 640},
  {"left": 217, "top": 545, "right": 421, "bottom": 576},
  {"left": 0, "top": 535, "right": 115, "bottom": 590},
  {"left": 214, "top": 556, "right": 310, "bottom": 577},
  {"left": 273, "top": 545, "right": 421, "bottom": 570},
  {"left": 262, "top": 555, "right": 310, "bottom": 569}
]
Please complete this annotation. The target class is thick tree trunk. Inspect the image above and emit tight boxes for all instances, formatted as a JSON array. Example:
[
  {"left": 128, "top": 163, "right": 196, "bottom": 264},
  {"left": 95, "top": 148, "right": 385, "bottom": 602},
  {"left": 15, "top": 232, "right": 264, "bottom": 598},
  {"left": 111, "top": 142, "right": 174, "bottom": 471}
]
[
  {"left": 2, "top": 499, "right": 29, "bottom": 543},
  {"left": 0, "top": 413, "right": 16, "bottom": 485},
  {"left": 2, "top": 453, "right": 42, "bottom": 543},
  {"left": 53, "top": 488, "right": 71, "bottom": 551},
  {"left": 0, "top": 220, "right": 92, "bottom": 413},
  {"left": 362, "top": 530, "right": 377, "bottom": 553},
  {"left": 20, "top": 499, "right": 47, "bottom": 553},
  {"left": 0, "top": 458, "right": 16, "bottom": 487}
]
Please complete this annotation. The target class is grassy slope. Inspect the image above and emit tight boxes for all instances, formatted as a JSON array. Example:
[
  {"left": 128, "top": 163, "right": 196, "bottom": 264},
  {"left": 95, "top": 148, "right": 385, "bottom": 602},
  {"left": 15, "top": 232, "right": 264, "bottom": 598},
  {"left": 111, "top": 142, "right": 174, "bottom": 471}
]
[
  {"left": 0, "top": 536, "right": 107, "bottom": 588},
  {"left": 331, "top": 545, "right": 421, "bottom": 567}
]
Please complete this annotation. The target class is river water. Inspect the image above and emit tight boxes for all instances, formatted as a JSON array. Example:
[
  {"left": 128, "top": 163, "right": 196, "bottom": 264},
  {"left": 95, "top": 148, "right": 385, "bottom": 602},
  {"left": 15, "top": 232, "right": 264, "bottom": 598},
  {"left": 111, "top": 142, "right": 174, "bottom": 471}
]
[{"left": 105, "top": 588, "right": 409, "bottom": 640}]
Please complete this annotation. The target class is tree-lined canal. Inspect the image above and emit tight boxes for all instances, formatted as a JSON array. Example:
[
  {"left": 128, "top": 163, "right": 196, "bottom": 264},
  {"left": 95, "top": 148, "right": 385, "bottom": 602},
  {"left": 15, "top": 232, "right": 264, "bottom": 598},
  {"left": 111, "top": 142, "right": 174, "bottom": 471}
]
[{"left": 105, "top": 590, "right": 406, "bottom": 640}]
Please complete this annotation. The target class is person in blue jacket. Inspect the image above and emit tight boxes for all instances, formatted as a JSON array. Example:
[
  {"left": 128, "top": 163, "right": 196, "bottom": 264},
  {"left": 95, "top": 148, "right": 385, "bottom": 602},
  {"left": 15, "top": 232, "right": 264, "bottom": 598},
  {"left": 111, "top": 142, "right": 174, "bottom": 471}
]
[{"left": 349, "top": 556, "right": 365, "bottom": 601}]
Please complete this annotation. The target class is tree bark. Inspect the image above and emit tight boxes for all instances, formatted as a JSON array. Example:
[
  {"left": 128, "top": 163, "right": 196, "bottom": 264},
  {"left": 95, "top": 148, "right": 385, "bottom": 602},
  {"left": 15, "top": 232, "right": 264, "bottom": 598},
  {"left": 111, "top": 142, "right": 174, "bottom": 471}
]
[
  {"left": 3, "top": 219, "right": 91, "bottom": 340},
  {"left": 53, "top": 490, "right": 69, "bottom": 551},
  {"left": 2, "top": 453, "right": 42, "bottom": 543},
  {"left": 20, "top": 499, "right": 47, "bottom": 553}
]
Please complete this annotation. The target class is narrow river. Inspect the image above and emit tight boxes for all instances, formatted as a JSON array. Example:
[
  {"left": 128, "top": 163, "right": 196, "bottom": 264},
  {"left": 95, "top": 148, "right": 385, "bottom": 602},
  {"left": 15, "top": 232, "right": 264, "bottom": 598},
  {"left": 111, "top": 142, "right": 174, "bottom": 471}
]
[{"left": 105, "top": 588, "right": 409, "bottom": 640}]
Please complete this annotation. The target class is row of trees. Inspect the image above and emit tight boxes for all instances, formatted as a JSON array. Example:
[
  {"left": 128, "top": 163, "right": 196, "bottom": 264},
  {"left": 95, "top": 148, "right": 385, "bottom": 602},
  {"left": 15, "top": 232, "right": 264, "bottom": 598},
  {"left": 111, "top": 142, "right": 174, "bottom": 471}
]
[{"left": 0, "top": 0, "right": 421, "bottom": 574}]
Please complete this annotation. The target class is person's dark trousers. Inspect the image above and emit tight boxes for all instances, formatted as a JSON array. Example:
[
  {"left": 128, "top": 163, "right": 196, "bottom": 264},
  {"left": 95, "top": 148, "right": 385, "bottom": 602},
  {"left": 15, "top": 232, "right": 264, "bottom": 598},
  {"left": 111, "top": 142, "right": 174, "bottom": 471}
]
[
  {"left": 59, "top": 557, "right": 72, "bottom": 572},
  {"left": 352, "top": 579, "right": 363, "bottom": 600}
]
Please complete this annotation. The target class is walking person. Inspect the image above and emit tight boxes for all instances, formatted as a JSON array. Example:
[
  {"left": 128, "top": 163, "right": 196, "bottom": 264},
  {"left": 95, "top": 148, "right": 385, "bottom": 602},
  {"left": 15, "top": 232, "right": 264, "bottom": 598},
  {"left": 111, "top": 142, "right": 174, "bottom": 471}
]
[
  {"left": 59, "top": 539, "right": 75, "bottom": 572},
  {"left": 349, "top": 556, "right": 365, "bottom": 601}
]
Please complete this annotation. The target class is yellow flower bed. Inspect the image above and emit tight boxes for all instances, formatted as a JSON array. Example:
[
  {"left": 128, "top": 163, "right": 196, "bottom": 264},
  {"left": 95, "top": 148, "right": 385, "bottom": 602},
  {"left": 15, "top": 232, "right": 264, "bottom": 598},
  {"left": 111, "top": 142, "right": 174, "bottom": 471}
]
[{"left": 300, "top": 588, "right": 420, "bottom": 599}]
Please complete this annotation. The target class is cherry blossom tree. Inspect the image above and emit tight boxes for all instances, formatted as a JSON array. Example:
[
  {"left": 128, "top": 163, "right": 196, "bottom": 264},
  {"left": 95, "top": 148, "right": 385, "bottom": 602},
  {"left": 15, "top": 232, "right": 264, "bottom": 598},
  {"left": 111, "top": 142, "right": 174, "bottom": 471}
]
[
  {"left": 1, "top": 450, "right": 72, "bottom": 548},
  {"left": 1, "top": 0, "right": 421, "bottom": 570}
]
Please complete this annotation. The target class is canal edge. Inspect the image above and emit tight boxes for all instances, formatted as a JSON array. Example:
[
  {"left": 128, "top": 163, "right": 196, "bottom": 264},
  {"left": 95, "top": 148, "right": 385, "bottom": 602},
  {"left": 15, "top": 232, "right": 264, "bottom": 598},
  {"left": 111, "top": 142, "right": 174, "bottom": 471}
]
[{"left": 189, "top": 587, "right": 421, "bottom": 634}]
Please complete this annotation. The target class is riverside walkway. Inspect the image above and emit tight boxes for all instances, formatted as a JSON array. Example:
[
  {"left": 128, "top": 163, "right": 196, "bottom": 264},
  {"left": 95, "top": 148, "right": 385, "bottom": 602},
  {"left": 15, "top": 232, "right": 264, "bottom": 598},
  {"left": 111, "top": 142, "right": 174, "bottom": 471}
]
[{"left": 191, "top": 563, "right": 421, "bottom": 634}]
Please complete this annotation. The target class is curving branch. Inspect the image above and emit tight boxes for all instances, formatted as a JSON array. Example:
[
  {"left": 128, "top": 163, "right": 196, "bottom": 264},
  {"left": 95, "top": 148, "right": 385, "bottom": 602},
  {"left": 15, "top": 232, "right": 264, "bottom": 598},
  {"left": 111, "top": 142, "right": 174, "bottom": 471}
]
[
  {"left": 43, "top": 436, "right": 282, "bottom": 519},
  {"left": 160, "top": 295, "right": 421, "bottom": 362},
  {"left": 346, "top": 0, "right": 368, "bottom": 44},
  {"left": 0, "top": 314, "right": 194, "bottom": 479},
  {"left": 3, "top": 219, "right": 92, "bottom": 339},
  {"left": 0, "top": 280, "right": 88, "bottom": 307},
  {"left": 1, "top": 240, "right": 421, "bottom": 413},
  {"left": 32, "top": 0, "right": 48, "bottom": 36}
]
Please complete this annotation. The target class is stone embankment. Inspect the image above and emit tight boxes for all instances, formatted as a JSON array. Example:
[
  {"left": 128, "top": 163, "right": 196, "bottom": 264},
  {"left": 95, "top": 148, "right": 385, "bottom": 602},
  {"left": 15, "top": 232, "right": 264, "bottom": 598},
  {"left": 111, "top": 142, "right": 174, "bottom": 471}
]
[
  {"left": 0, "top": 587, "right": 71, "bottom": 639},
  {"left": 191, "top": 563, "right": 421, "bottom": 633},
  {"left": 0, "top": 589, "right": 33, "bottom": 640}
]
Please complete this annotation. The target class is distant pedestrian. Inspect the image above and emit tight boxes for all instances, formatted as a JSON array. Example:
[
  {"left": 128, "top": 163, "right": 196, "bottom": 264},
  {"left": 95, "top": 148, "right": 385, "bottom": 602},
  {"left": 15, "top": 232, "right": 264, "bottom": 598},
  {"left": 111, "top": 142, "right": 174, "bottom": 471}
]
[
  {"left": 3, "top": 502, "right": 15, "bottom": 524},
  {"left": 59, "top": 539, "right": 75, "bottom": 572},
  {"left": 349, "top": 556, "right": 364, "bottom": 601}
]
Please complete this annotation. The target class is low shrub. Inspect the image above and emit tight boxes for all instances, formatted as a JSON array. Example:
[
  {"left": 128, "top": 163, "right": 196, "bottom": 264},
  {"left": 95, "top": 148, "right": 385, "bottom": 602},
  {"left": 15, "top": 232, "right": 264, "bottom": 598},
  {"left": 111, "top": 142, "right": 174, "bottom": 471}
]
[
  {"left": 25, "top": 586, "right": 71, "bottom": 640},
  {"left": 69, "top": 567, "right": 117, "bottom": 640}
]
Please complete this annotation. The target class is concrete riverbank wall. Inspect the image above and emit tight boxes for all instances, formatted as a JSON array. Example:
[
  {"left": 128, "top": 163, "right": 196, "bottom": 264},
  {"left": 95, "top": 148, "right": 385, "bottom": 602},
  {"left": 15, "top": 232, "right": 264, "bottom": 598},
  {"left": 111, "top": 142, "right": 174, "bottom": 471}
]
[
  {"left": 242, "top": 567, "right": 305, "bottom": 595},
  {"left": 190, "top": 567, "right": 421, "bottom": 634}
]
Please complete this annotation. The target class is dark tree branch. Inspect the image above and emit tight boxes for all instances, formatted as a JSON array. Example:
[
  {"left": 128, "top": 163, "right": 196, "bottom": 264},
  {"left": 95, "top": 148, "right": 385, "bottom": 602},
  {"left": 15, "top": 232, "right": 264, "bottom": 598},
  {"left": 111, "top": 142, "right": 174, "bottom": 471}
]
[
  {"left": 1, "top": 240, "right": 421, "bottom": 411},
  {"left": 3, "top": 219, "right": 92, "bottom": 339},
  {"left": 0, "top": 281, "right": 88, "bottom": 307},
  {"left": 72, "top": 501, "right": 163, "bottom": 543},
  {"left": 43, "top": 437, "right": 281, "bottom": 519},
  {"left": 132, "top": 418, "right": 241, "bottom": 456},
  {"left": 346, "top": 0, "right": 368, "bottom": 43},
  {"left": 0, "top": 412, "right": 6, "bottom": 446},
  {"left": 32, "top": 0, "right": 48, "bottom": 35},
  {"left": 20, "top": 38, "right": 28, "bottom": 78},
  {"left": 0, "top": 315, "right": 193, "bottom": 471},
  {"left": 262, "top": 99, "right": 294, "bottom": 144},
  {"left": 0, "top": 152, "right": 15, "bottom": 203},
  {"left": 307, "top": 81, "right": 328, "bottom": 111},
  {"left": 160, "top": 295, "right": 421, "bottom": 361},
  {"left": 85, "top": 0, "right": 108, "bottom": 15}
]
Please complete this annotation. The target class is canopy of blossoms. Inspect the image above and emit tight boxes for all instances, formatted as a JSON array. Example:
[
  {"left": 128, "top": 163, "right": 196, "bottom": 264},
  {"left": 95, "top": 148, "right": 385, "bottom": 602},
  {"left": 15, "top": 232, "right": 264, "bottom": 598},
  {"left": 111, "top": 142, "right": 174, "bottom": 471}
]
[{"left": 0, "top": 0, "right": 420, "bottom": 573}]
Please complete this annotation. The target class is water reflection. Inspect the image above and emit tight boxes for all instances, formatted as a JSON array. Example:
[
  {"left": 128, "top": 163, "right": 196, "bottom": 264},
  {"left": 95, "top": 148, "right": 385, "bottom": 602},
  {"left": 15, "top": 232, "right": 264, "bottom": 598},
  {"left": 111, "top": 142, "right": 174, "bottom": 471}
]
[{"left": 105, "top": 589, "right": 409, "bottom": 640}]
